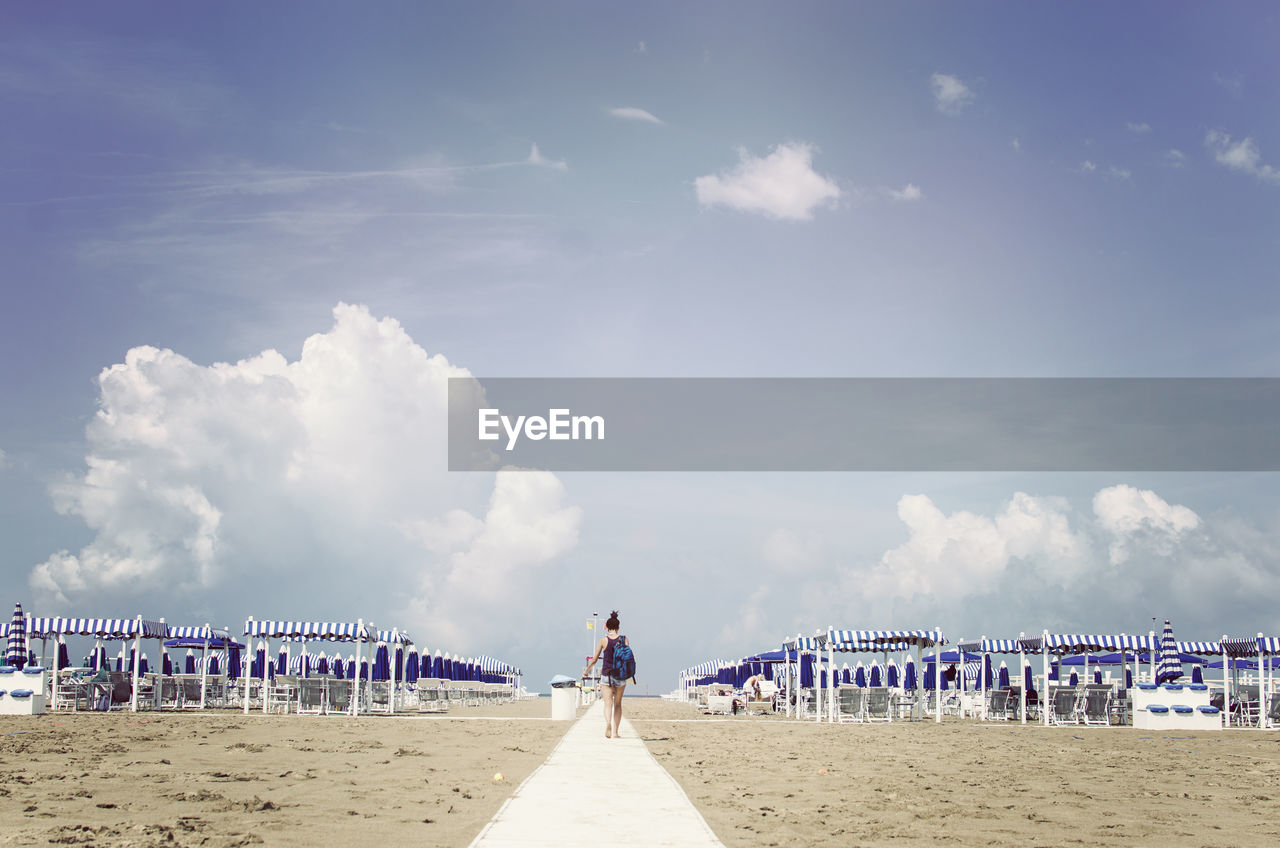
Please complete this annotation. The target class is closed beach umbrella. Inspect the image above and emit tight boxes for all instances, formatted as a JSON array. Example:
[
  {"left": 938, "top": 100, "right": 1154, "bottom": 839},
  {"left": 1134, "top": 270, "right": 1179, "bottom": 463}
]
[
  {"left": 1125, "top": 666, "right": 1133, "bottom": 688},
  {"left": 116, "top": 644, "right": 127, "bottom": 671},
  {"left": 1192, "top": 665, "right": 1203, "bottom": 684},
  {"left": 333, "top": 656, "right": 346, "bottom": 679},
  {"left": 208, "top": 653, "right": 220, "bottom": 675},
  {"left": 276, "top": 646, "right": 288, "bottom": 676},
  {"left": 5, "top": 603, "right": 28, "bottom": 669},
  {"left": 998, "top": 661, "right": 1010, "bottom": 689},
  {"left": 419, "top": 653, "right": 430, "bottom": 679},
  {"left": 1093, "top": 668, "right": 1103, "bottom": 684},
  {"left": 799, "top": 654, "right": 814, "bottom": 688},
  {"left": 855, "top": 662, "right": 867, "bottom": 688},
  {"left": 162, "top": 652, "right": 174, "bottom": 676},
  {"left": 89, "top": 639, "right": 106, "bottom": 671},
  {"left": 250, "top": 643, "right": 267, "bottom": 679},
  {"left": 840, "top": 663, "right": 851, "bottom": 684},
  {"left": 226, "top": 641, "right": 241, "bottom": 680},
  {"left": 904, "top": 656, "right": 917, "bottom": 691},
  {"left": 1156, "top": 619, "right": 1182, "bottom": 684},
  {"left": 887, "top": 659, "right": 900, "bottom": 688},
  {"left": 923, "top": 661, "right": 936, "bottom": 690},
  {"left": 406, "top": 650, "right": 419, "bottom": 683},
  {"left": 1049, "top": 660, "right": 1059, "bottom": 681},
  {"left": 56, "top": 637, "right": 71, "bottom": 671},
  {"left": 1023, "top": 661, "right": 1034, "bottom": 694},
  {"left": 373, "top": 644, "right": 390, "bottom": 681},
  {"left": 1069, "top": 670, "right": 1078, "bottom": 687},
  {"left": 185, "top": 649, "right": 197, "bottom": 674},
  {"left": 982, "top": 655, "right": 994, "bottom": 690},
  {"left": 869, "top": 662, "right": 882, "bottom": 687},
  {"left": 317, "top": 653, "right": 330, "bottom": 675}
]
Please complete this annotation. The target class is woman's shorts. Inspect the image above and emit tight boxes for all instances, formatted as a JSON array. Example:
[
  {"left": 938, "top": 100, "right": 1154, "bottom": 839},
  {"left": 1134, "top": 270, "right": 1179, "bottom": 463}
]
[{"left": 602, "top": 675, "right": 628, "bottom": 687}]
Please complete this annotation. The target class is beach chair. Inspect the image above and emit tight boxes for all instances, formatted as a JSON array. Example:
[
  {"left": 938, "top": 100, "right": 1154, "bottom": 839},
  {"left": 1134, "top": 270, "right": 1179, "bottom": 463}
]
[
  {"left": 55, "top": 674, "right": 86, "bottom": 711},
  {"left": 369, "top": 680, "right": 393, "bottom": 713},
  {"left": 1232, "top": 685, "right": 1261, "bottom": 727},
  {"left": 986, "top": 688, "right": 1012, "bottom": 721},
  {"left": 326, "top": 678, "right": 352, "bottom": 714},
  {"left": 155, "top": 676, "right": 181, "bottom": 710},
  {"left": 837, "top": 686, "right": 865, "bottom": 723},
  {"left": 1050, "top": 688, "right": 1080, "bottom": 725},
  {"left": 266, "top": 675, "right": 298, "bottom": 714},
  {"left": 865, "top": 687, "right": 892, "bottom": 722},
  {"left": 107, "top": 672, "right": 133, "bottom": 711},
  {"left": 297, "top": 678, "right": 326, "bottom": 714},
  {"left": 1081, "top": 685, "right": 1111, "bottom": 726}
]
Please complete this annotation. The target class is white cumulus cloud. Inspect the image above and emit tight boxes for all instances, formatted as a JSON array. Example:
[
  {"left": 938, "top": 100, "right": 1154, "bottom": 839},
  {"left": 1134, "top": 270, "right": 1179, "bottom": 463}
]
[
  {"left": 29, "top": 304, "right": 581, "bottom": 652},
  {"left": 930, "top": 73, "right": 974, "bottom": 115},
  {"left": 608, "top": 106, "right": 663, "bottom": 124},
  {"left": 1093, "top": 484, "right": 1200, "bottom": 565},
  {"left": 1205, "top": 130, "right": 1280, "bottom": 185},
  {"left": 694, "top": 142, "right": 841, "bottom": 221}
]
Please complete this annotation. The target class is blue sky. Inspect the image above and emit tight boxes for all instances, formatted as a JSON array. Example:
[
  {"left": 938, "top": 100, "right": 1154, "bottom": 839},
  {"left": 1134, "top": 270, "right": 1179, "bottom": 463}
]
[{"left": 2, "top": 3, "right": 1278, "bottom": 689}]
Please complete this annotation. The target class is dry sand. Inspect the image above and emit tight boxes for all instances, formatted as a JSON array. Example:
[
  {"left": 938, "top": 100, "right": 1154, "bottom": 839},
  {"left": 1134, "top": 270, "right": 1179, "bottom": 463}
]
[
  {"left": 0, "top": 699, "right": 567, "bottom": 847},
  {"left": 6, "top": 698, "right": 1280, "bottom": 847},
  {"left": 629, "top": 699, "right": 1280, "bottom": 847}
]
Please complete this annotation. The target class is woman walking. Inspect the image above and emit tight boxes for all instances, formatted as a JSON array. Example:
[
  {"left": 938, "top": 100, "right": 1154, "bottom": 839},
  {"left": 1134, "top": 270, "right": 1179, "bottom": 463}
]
[{"left": 584, "top": 610, "right": 630, "bottom": 738}]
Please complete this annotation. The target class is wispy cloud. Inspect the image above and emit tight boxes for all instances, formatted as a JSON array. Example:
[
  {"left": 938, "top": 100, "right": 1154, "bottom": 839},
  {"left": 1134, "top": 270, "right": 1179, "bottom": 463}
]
[
  {"left": 930, "top": 73, "right": 974, "bottom": 115},
  {"left": 1109, "top": 166, "right": 1132, "bottom": 180},
  {"left": 608, "top": 106, "right": 663, "bottom": 125},
  {"left": 1164, "top": 149, "right": 1187, "bottom": 168},
  {"left": 1011, "top": 137, "right": 1021, "bottom": 153},
  {"left": 1206, "top": 130, "right": 1280, "bottom": 185},
  {"left": 887, "top": 183, "right": 923, "bottom": 201},
  {"left": 634, "top": 41, "right": 647, "bottom": 55},
  {"left": 1126, "top": 121, "right": 1151, "bottom": 134},
  {"left": 1080, "top": 160, "right": 1098, "bottom": 173},
  {"left": 694, "top": 142, "right": 841, "bottom": 221},
  {"left": 527, "top": 143, "right": 568, "bottom": 171}
]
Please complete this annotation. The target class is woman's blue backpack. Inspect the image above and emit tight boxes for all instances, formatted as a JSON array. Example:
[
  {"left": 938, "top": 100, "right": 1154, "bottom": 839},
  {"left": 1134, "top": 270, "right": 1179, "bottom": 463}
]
[{"left": 611, "top": 637, "right": 636, "bottom": 682}]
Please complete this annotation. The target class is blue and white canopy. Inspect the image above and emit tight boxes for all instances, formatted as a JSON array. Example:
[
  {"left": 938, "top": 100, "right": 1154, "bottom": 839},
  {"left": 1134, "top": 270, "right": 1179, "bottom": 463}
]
[
  {"left": 824, "top": 629, "right": 946, "bottom": 649},
  {"left": 244, "top": 620, "right": 372, "bottom": 641},
  {"left": 168, "top": 625, "right": 232, "bottom": 641},
  {"left": 956, "top": 639, "right": 1019, "bottom": 654},
  {"left": 376, "top": 629, "right": 413, "bottom": 645},
  {"left": 1220, "top": 636, "right": 1280, "bottom": 657},
  {"left": 24, "top": 617, "right": 167, "bottom": 639},
  {"left": 783, "top": 635, "right": 823, "bottom": 651}
]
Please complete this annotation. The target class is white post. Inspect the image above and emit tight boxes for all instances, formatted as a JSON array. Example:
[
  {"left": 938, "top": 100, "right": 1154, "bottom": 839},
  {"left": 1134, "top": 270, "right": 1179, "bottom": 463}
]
[
  {"left": 1018, "top": 632, "right": 1027, "bottom": 725},
  {"left": 260, "top": 638, "right": 269, "bottom": 713},
  {"left": 130, "top": 616, "right": 142, "bottom": 712},
  {"left": 200, "top": 624, "right": 210, "bottom": 710},
  {"left": 934, "top": 628, "right": 942, "bottom": 723},
  {"left": 50, "top": 634, "right": 62, "bottom": 710},
  {"left": 352, "top": 619, "right": 363, "bottom": 716},
  {"left": 243, "top": 618, "right": 252, "bottom": 714},
  {"left": 1222, "top": 635, "right": 1230, "bottom": 728},
  {"left": 1042, "top": 630, "right": 1050, "bottom": 726},
  {"left": 1259, "top": 633, "right": 1267, "bottom": 730},
  {"left": 979, "top": 637, "right": 986, "bottom": 721},
  {"left": 827, "top": 635, "right": 835, "bottom": 724}
]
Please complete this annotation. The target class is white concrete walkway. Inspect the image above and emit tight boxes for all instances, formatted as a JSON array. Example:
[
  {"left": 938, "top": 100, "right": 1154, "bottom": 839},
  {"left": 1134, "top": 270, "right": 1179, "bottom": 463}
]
[{"left": 469, "top": 699, "right": 725, "bottom": 847}]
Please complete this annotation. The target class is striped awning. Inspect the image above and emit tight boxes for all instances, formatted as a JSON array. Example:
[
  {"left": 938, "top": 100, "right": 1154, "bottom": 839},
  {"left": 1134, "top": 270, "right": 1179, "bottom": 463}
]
[
  {"left": 956, "top": 639, "right": 1019, "bottom": 653},
  {"left": 784, "top": 636, "right": 823, "bottom": 651},
  {"left": 1042, "top": 634, "right": 1151, "bottom": 654},
  {"left": 376, "top": 629, "right": 413, "bottom": 645},
  {"left": 167, "top": 625, "right": 231, "bottom": 641},
  {"left": 244, "top": 620, "right": 372, "bottom": 641},
  {"left": 825, "top": 629, "right": 946, "bottom": 648},
  {"left": 683, "top": 660, "right": 722, "bottom": 677},
  {"left": 1177, "top": 641, "right": 1220, "bottom": 655},
  {"left": 25, "top": 617, "right": 167, "bottom": 639}
]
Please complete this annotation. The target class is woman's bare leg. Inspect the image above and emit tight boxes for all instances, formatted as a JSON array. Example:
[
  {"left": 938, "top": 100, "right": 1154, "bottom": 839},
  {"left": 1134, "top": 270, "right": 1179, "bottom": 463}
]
[
  {"left": 602, "top": 684, "right": 613, "bottom": 737},
  {"left": 611, "top": 684, "right": 626, "bottom": 737}
]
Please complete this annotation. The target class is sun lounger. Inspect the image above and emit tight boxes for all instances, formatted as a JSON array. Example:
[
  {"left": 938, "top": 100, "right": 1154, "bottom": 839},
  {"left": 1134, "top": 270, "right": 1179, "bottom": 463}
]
[
  {"left": 297, "top": 678, "right": 326, "bottom": 714},
  {"left": 1081, "top": 685, "right": 1111, "bottom": 726},
  {"left": 837, "top": 686, "right": 865, "bottom": 723},
  {"left": 865, "top": 687, "right": 892, "bottom": 722},
  {"left": 1050, "top": 687, "right": 1080, "bottom": 725},
  {"left": 326, "top": 678, "right": 352, "bottom": 714},
  {"left": 985, "top": 688, "right": 1013, "bottom": 721}
]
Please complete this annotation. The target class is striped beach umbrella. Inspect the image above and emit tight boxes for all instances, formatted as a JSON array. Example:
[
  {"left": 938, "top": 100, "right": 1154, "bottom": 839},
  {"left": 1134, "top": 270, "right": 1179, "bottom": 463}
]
[
  {"left": 5, "top": 602, "right": 28, "bottom": 669},
  {"left": 1156, "top": 619, "right": 1182, "bottom": 684}
]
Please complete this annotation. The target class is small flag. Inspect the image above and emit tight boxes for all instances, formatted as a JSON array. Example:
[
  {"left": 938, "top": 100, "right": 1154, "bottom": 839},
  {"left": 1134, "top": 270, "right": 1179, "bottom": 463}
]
[{"left": 586, "top": 621, "right": 594, "bottom": 630}]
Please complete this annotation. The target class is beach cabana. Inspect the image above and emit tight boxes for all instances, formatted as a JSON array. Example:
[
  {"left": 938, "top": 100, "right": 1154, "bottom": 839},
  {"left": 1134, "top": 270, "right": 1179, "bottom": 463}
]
[
  {"left": 956, "top": 638, "right": 1020, "bottom": 720},
  {"left": 25, "top": 616, "right": 168, "bottom": 711},
  {"left": 817, "top": 628, "right": 948, "bottom": 723},
  {"left": 243, "top": 619, "right": 378, "bottom": 715}
]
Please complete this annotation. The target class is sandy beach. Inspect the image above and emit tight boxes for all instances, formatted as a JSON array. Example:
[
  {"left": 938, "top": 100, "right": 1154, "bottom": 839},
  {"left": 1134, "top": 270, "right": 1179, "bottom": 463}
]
[
  {"left": 630, "top": 700, "right": 1280, "bottom": 847},
  {"left": 5, "top": 699, "right": 1280, "bottom": 847},
  {"left": 0, "top": 699, "right": 566, "bottom": 847}
]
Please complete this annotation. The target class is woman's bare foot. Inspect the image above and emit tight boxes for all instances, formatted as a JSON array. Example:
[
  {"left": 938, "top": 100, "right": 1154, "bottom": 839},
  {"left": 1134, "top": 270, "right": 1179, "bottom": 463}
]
[{"left": 605, "top": 728, "right": 612, "bottom": 738}]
